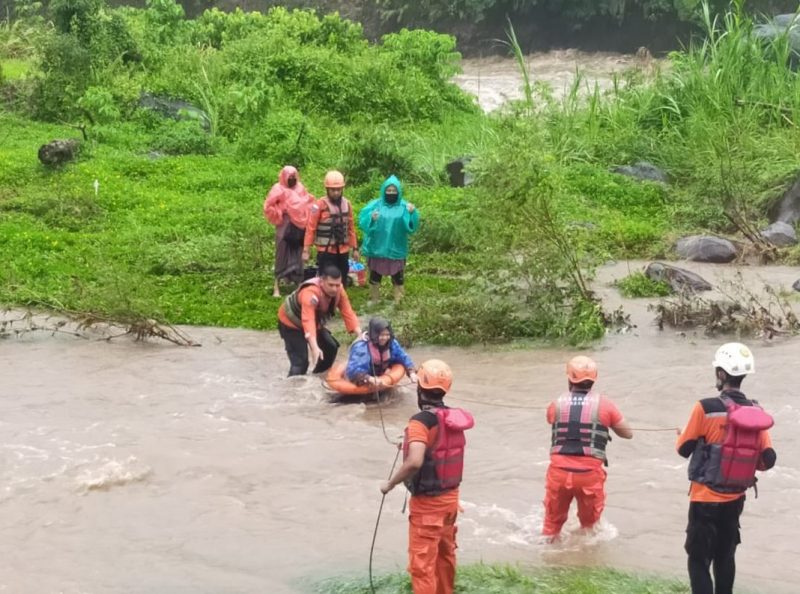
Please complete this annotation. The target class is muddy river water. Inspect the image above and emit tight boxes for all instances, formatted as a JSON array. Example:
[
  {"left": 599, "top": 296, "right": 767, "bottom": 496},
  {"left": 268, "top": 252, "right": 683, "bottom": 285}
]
[{"left": 2, "top": 261, "right": 799, "bottom": 593}]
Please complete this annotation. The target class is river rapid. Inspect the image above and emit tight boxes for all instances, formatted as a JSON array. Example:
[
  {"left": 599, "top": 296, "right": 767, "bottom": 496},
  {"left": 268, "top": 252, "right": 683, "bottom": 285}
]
[{"left": 2, "top": 261, "right": 799, "bottom": 593}]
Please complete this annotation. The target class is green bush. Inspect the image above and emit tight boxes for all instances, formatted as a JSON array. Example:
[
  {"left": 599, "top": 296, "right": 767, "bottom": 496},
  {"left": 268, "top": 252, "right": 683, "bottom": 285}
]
[
  {"left": 616, "top": 271, "right": 672, "bottom": 298},
  {"left": 151, "top": 119, "right": 218, "bottom": 155},
  {"left": 340, "top": 123, "right": 416, "bottom": 186},
  {"left": 235, "top": 108, "right": 320, "bottom": 168}
]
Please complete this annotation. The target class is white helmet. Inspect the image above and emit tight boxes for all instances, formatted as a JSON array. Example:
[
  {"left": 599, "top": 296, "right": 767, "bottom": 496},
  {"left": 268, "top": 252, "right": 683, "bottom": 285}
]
[{"left": 712, "top": 342, "right": 755, "bottom": 376}]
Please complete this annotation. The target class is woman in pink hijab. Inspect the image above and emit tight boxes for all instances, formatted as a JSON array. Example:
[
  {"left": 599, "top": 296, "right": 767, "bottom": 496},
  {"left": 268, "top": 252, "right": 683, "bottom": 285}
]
[{"left": 263, "top": 166, "right": 315, "bottom": 297}]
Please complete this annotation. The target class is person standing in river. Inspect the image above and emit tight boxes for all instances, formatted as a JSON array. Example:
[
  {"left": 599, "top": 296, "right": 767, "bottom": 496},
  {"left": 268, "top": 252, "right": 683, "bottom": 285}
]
[
  {"left": 380, "top": 359, "right": 474, "bottom": 594},
  {"left": 263, "top": 165, "right": 314, "bottom": 297},
  {"left": 358, "top": 175, "right": 419, "bottom": 304},
  {"left": 541, "top": 355, "right": 633, "bottom": 542},
  {"left": 676, "top": 343, "right": 776, "bottom": 594},
  {"left": 303, "top": 170, "right": 359, "bottom": 284},
  {"left": 277, "top": 266, "right": 361, "bottom": 376}
]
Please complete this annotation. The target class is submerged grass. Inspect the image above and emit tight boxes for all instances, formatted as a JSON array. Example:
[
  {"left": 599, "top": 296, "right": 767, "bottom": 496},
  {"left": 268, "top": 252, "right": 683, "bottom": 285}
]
[{"left": 315, "top": 564, "right": 689, "bottom": 594}]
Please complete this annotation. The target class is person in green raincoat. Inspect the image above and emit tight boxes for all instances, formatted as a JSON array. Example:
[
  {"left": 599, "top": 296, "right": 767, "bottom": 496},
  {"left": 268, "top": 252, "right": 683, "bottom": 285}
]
[{"left": 358, "top": 175, "right": 419, "bottom": 304}]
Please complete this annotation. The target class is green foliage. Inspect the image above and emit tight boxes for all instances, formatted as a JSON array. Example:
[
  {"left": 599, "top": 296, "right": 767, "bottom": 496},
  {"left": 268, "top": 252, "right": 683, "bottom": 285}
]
[
  {"left": 151, "top": 119, "right": 219, "bottom": 155},
  {"left": 317, "top": 564, "right": 689, "bottom": 593},
  {"left": 341, "top": 123, "right": 416, "bottom": 186},
  {"left": 616, "top": 271, "right": 672, "bottom": 297},
  {"left": 236, "top": 108, "right": 320, "bottom": 168}
]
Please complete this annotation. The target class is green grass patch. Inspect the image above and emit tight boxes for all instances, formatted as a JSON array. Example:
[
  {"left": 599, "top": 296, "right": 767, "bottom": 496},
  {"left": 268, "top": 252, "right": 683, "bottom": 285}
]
[
  {"left": 315, "top": 564, "right": 689, "bottom": 593},
  {"left": 0, "top": 57, "right": 33, "bottom": 80},
  {"left": 615, "top": 271, "right": 672, "bottom": 298}
]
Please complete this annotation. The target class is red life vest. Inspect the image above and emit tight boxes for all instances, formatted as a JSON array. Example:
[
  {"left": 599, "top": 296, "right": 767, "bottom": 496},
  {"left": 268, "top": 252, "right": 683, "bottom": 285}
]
[
  {"left": 550, "top": 390, "right": 610, "bottom": 463},
  {"left": 688, "top": 395, "right": 774, "bottom": 493},
  {"left": 367, "top": 340, "right": 390, "bottom": 375},
  {"left": 403, "top": 407, "right": 475, "bottom": 497}
]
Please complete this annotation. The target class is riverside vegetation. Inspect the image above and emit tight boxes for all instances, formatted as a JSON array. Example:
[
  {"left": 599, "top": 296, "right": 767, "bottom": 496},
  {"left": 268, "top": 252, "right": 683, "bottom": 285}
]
[{"left": 1, "top": 0, "right": 800, "bottom": 348}]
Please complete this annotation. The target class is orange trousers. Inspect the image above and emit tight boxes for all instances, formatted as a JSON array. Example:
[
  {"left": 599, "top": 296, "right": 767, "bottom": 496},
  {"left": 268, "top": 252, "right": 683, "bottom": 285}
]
[
  {"left": 408, "top": 510, "right": 458, "bottom": 594},
  {"left": 542, "top": 465, "right": 606, "bottom": 537}
]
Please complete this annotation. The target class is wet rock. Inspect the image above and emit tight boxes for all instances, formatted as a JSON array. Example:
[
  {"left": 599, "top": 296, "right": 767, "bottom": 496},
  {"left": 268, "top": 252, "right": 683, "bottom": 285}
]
[
  {"left": 675, "top": 235, "right": 738, "bottom": 263},
  {"left": 793, "top": 279, "right": 800, "bottom": 292},
  {"left": 611, "top": 161, "right": 668, "bottom": 183},
  {"left": 138, "top": 93, "right": 211, "bottom": 131},
  {"left": 769, "top": 174, "right": 800, "bottom": 225},
  {"left": 754, "top": 15, "right": 800, "bottom": 62},
  {"left": 446, "top": 156, "right": 474, "bottom": 187},
  {"left": 645, "top": 262, "right": 712, "bottom": 293},
  {"left": 760, "top": 221, "right": 798, "bottom": 247},
  {"left": 37, "top": 139, "right": 80, "bottom": 167}
]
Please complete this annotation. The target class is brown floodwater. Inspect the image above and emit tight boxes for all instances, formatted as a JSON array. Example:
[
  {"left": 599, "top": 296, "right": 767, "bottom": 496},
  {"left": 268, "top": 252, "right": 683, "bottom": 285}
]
[{"left": 1, "top": 261, "right": 799, "bottom": 593}]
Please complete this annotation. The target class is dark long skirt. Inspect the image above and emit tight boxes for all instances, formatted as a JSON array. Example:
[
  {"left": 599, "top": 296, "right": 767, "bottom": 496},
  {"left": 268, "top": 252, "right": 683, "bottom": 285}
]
[{"left": 274, "top": 220, "right": 304, "bottom": 284}]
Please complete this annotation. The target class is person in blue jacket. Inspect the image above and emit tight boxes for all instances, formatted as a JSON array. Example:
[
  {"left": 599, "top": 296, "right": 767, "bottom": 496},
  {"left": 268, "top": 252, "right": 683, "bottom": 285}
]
[
  {"left": 359, "top": 175, "right": 419, "bottom": 304},
  {"left": 346, "top": 317, "right": 417, "bottom": 386}
]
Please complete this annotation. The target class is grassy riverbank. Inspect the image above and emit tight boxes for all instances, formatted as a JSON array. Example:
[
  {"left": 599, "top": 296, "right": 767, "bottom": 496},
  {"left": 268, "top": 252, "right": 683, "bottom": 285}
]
[
  {"left": 316, "top": 564, "right": 689, "bottom": 593},
  {"left": 2, "top": 2, "right": 800, "bottom": 345}
]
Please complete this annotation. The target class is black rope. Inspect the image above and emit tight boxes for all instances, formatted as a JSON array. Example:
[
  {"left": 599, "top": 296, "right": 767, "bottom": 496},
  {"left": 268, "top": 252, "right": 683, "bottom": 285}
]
[{"left": 369, "top": 447, "right": 401, "bottom": 594}]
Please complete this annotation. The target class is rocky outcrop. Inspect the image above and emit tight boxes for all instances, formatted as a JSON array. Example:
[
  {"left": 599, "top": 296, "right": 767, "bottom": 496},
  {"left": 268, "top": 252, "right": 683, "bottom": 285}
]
[
  {"left": 138, "top": 93, "right": 211, "bottom": 131},
  {"left": 611, "top": 161, "right": 668, "bottom": 183},
  {"left": 769, "top": 174, "right": 800, "bottom": 225},
  {"left": 675, "top": 235, "right": 738, "bottom": 263},
  {"left": 793, "top": 279, "right": 800, "bottom": 292},
  {"left": 37, "top": 139, "right": 80, "bottom": 167},
  {"left": 760, "top": 221, "right": 798, "bottom": 247},
  {"left": 446, "top": 157, "right": 474, "bottom": 187},
  {"left": 645, "top": 262, "right": 712, "bottom": 293}
]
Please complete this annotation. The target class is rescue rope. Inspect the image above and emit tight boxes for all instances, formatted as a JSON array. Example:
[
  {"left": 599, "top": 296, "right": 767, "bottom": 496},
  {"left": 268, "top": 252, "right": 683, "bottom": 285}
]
[
  {"left": 446, "top": 395, "right": 547, "bottom": 410},
  {"left": 369, "top": 447, "right": 401, "bottom": 594},
  {"left": 371, "top": 356, "right": 401, "bottom": 446}
]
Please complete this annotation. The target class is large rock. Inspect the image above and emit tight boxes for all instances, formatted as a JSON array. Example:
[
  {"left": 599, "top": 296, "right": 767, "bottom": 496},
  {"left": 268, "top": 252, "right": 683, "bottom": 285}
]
[
  {"left": 754, "top": 14, "right": 800, "bottom": 61},
  {"left": 675, "top": 235, "right": 738, "bottom": 263},
  {"left": 138, "top": 93, "right": 211, "bottom": 131},
  {"left": 760, "top": 221, "right": 798, "bottom": 247},
  {"left": 645, "top": 262, "right": 712, "bottom": 293},
  {"left": 611, "top": 161, "right": 668, "bottom": 183},
  {"left": 37, "top": 139, "right": 80, "bottom": 167},
  {"left": 793, "top": 279, "right": 800, "bottom": 292},
  {"left": 445, "top": 156, "right": 474, "bottom": 187},
  {"left": 769, "top": 174, "right": 800, "bottom": 225}
]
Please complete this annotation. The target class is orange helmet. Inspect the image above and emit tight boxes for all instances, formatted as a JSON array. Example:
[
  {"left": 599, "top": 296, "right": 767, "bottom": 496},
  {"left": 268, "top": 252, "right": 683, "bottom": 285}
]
[
  {"left": 566, "top": 355, "right": 598, "bottom": 383},
  {"left": 324, "top": 170, "right": 346, "bottom": 189},
  {"left": 417, "top": 359, "right": 453, "bottom": 394}
]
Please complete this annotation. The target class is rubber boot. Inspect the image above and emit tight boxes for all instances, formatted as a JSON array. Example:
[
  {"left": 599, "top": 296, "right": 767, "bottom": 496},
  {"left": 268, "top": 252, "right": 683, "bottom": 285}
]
[
  {"left": 393, "top": 285, "right": 404, "bottom": 304},
  {"left": 368, "top": 283, "right": 381, "bottom": 306}
]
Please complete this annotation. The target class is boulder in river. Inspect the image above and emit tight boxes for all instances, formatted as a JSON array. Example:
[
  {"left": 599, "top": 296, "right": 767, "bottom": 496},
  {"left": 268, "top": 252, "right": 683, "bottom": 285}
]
[
  {"left": 611, "top": 161, "right": 668, "bottom": 183},
  {"left": 675, "top": 235, "right": 738, "bottom": 263},
  {"left": 793, "top": 279, "right": 800, "bottom": 292},
  {"left": 645, "top": 262, "right": 712, "bottom": 293},
  {"left": 760, "top": 221, "right": 798, "bottom": 247},
  {"left": 37, "top": 139, "right": 80, "bottom": 167},
  {"left": 445, "top": 156, "right": 474, "bottom": 187}
]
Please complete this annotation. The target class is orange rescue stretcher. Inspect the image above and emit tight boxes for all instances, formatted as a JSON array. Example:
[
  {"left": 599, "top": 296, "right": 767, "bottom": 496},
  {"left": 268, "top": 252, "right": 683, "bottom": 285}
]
[{"left": 324, "top": 362, "right": 406, "bottom": 398}]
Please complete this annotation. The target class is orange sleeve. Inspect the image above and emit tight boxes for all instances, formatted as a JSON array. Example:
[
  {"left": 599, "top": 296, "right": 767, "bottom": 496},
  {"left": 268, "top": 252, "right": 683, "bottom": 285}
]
[
  {"left": 348, "top": 202, "right": 358, "bottom": 249},
  {"left": 546, "top": 402, "right": 555, "bottom": 425},
  {"left": 600, "top": 397, "right": 624, "bottom": 428},
  {"left": 676, "top": 402, "right": 705, "bottom": 451},
  {"left": 760, "top": 429, "right": 773, "bottom": 449},
  {"left": 337, "top": 289, "right": 360, "bottom": 333},
  {"left": 304, "top": 200, "right": 322, "bottom": 249},
  {"left": 406, "top": 420, "right": 432, "bottom": 445},
  {"left": 299, "top": 287, "right": 320, "bottom": 340}
]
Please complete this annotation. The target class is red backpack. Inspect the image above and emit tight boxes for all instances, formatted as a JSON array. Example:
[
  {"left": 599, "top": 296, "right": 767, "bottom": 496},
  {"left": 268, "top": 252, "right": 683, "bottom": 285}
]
[{"left": 716, "top": 396, "right": 774, "bottom": 491}]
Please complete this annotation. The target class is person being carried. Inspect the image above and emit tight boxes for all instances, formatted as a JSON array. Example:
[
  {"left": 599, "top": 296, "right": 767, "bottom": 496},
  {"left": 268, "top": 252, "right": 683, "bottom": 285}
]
[
  {"left": 380, "top": 360, "right": 474, "bottom": 594},
  {"left": 303, "top": 170, "right": 359, "bottom": 284},
  {"left": 263, "top": 165, "right": 314, "bottom": 297},
  {"left": 541, "top": 355, "right": 633, "bottom": 542},
  {"left": 277, "top": 266, "right": 361, "bottom": 376},
  {"left": 345, "top": 317, "right": 417, "bottom": 386},
  {"left": 677, "top": 342, "right": 776, "bottom": 594},
  {"left": 358, "top": 175, "right": 419, "bottom": 304}
]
